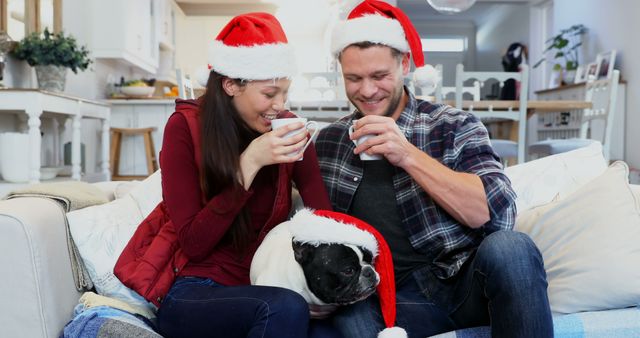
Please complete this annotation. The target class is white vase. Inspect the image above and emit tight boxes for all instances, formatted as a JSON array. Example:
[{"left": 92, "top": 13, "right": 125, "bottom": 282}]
[
  {"left": 564, "top": 69, "right": 577, "bottom": 84},
  {"left": 0, "top": 132, "right": 30, "bottom": 183},
  {"left": 35, "top": 65, "right": 67, "bottom": 92},
  {"left": 548, "top": 69, "right": 563, "bottom": 88}
]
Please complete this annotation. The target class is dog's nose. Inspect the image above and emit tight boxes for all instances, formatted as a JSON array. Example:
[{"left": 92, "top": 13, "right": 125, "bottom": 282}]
[{"left": 362, "top": 267, "right": 375, "bottom": 279}]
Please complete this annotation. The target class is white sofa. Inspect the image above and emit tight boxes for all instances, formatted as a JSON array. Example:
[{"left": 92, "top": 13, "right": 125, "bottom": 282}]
[{"left": 1, "top": 143, "right": 640, "bottom": 337}]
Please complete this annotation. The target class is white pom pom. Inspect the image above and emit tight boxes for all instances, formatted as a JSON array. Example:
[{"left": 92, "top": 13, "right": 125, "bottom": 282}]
[
  {"left": 413, "top": 64, "right": 440, "bottom": 95},
  {"left": 195, "top": 67, "right": 211, "bottom": 88},
  {"left": 378, "top": 326, "right": 408, "bottom": 338}
]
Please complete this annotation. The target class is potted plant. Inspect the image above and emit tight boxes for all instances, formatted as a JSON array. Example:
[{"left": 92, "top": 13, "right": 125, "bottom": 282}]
[
  {"left": 11, "top": 28, "right": 92, "bottom": 92},
  {"left": 533, "top": 24, "right": 587, "bottom": 85}
]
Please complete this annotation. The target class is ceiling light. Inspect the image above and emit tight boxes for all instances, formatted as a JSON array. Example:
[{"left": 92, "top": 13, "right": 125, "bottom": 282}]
[{"left": 426, "top": 0, "right": 477, "bottom": 14}]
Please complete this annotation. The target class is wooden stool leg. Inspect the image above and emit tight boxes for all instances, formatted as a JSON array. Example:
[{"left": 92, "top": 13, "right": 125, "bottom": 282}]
[
  {"left": 110, "top": 130, "right": 122, "bottom": 178},
  {"left": 143, "top": 131, "right": 158, "bottom": 175}
]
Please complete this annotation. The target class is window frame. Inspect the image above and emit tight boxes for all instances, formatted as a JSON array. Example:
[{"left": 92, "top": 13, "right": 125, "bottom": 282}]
[{"left": 0, "top": 0, "right": 62, "bottom": 37}]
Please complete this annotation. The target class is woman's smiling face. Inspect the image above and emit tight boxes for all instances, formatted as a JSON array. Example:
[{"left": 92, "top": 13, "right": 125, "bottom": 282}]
[{"left": 225, "top": 78, "right": 291, "bottom": 134}]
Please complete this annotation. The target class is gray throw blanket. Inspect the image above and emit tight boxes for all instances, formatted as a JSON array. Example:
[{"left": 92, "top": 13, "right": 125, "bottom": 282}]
[{"left": 7, "top": 181, "right": 110, "bottom": 291}]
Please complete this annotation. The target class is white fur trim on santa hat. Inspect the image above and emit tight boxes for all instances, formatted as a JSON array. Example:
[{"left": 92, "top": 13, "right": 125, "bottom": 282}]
[
  {"left": 195, "top": 66, "right": 211, "bottom": 88},
  {"left": 331, "top": 14, "right": 409, "bottom": 57},
  {"left": 288, "top": 209, "right": 378, "bottom": 256},
  {"left": 413, "top": 64, "right": 440, "bottom": 94},
  {"left": 378, "top": 326, "right": 408, "bottom": 338},
  {"left": 209, "top": 40, "right": 297, "bottom": 80}
]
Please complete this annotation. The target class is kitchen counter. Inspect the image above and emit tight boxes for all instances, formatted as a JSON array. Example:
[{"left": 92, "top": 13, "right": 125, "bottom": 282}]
[{"left": 107, "top": 98, "right": 178, "bottom": 105}]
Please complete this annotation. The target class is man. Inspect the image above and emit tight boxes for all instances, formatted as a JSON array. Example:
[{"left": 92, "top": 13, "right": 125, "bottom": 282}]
[{"left": 315, "top": 1, "right": 553, "bottom": 337}]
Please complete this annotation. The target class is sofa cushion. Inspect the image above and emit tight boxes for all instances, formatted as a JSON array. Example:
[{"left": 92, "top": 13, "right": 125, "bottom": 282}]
[
  {"left": 515, "top": 161, "right": 640, "bottom": 314},
  {"left": 504, "top": 142, "right": 607, "bottom": 213},
  {"left": 92, "top": 181, "right": 143, "bottom": 201},
  {"left": 67, "top": 171, "right": 162, "bottom": 317}
]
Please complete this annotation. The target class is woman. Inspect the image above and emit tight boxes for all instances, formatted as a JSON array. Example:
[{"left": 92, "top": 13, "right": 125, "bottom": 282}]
[{"left": 114, "top": 12, "right": 334, "bottom": 338}]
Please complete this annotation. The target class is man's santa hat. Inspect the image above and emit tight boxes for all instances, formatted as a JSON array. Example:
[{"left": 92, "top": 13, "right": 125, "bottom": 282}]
[
  {"left": 331, "top": 0, "right": 439, "bottom": 93},
  {"left": 290, "top": 209, "right": 407, "bottom": 338},
  {"left": 197, "top": 12, "right": 296, "bottom": 86}
]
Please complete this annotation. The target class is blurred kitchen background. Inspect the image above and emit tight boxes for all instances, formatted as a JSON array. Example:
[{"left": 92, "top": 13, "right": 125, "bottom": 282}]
[{"left": 1, "top": 0, "right": 639, "bottom": 189}]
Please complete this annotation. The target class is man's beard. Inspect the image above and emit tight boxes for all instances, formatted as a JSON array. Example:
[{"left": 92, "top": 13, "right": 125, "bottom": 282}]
[{"left": 383, "top": 84, "right": 404, "bottom": 117}]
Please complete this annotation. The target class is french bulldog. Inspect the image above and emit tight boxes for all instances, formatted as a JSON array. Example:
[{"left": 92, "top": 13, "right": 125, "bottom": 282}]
[{"left": 250, "top": 209, "right": 380, "bottom": 312}]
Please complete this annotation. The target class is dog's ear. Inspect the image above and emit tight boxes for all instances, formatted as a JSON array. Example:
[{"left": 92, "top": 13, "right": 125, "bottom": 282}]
[{"left": 292, "top": 241, "right": 314, "bottom": 265}]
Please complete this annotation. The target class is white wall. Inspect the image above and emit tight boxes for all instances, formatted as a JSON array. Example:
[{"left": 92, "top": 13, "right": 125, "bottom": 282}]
[
  {"left": 476, "top": 4, "right": 530, "bottom": 72},
  {"left": 413, "top": 21, "right": 476, "bottom": 87},
  {"left": 174, "top": 15, "right": 231, "bottom": 86},
  {"left": 553, "top": 0, "right": 640, "bottom": 169},
  {"left": 173, "top": 0, "right": 338, "bottom": 81}
]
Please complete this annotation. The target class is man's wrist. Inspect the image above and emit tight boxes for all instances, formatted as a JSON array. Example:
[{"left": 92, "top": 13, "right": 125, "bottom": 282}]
[{"left": 398, "top": 144, "right": 423, "bottom": 170}]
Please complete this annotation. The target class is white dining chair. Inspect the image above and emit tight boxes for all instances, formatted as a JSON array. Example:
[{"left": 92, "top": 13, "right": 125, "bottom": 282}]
[
  {"left": 415, "top": 65, "right": 480, "bottom": 103},
  {"left": 176, "top": 69, "right": 195, "bottom": 99},
  {"left": 529, "top": 70, "right": 620, "bottom": 162},
  {"left": 455, "top": 63, "right": 529, "bottom": 164},
  {"left": 441, "top": 82, "right": 480, "bottom": 102},
  {"left": 429, "top": 64, "right": 481, "bottom": 103}
]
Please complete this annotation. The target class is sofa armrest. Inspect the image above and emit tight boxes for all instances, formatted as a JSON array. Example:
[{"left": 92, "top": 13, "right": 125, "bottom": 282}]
[
  {"left": 632, "top": 184, "right": 640, "bottom": 201},
  {"left": 0, "top": 197, "right": 82, "bottom": 338}
]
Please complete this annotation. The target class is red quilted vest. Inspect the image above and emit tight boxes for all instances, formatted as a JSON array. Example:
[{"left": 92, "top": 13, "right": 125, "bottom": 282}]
[
  {"left": 114, "top": 99, "right": 295, "bottom": 307},
  {"left": 114, "top": 99, "right": 200, "bottom": 306}
]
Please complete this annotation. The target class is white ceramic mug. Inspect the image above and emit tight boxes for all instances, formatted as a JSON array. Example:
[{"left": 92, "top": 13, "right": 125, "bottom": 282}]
[
  {"left": 348, "top": 121, "right": 383, "bottom": 161},
  {"left": 270, "top": 118, "right": 318, "bottom": 160}
]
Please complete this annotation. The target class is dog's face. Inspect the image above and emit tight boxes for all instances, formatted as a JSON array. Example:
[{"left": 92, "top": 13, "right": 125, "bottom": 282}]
[{"left": 292, "top": 241, "right": 379, "bottom": 305}]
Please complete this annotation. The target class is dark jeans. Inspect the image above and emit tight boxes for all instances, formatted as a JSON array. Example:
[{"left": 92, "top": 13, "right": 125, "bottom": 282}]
[
  {"left": 332, "top": 231, "right": 554, "bottom": 338},
  {"left": 157, "top": 277, "right": 341, "bottom": 338}
]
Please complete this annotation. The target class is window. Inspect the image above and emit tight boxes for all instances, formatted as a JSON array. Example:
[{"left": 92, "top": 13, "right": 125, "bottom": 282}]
[
  {"left": 1, "top": 0, "right": 61, "bottom": 40},
  {"left": 421, "top": 38, "right": 465, "bottom": 52}
]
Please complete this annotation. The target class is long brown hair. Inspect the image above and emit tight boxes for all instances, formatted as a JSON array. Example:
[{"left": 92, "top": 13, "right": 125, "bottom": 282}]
[{"left": 199, "top": 71, "right": 259, "bottom": 251}]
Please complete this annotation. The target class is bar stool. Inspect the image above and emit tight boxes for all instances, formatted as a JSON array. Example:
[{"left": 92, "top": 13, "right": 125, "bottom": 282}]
[{"left": 110, "top": 127, "right": 158, "bottom": 181}]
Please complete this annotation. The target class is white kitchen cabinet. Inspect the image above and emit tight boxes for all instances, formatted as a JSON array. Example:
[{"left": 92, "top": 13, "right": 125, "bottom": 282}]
[
  {"left": 89, "top": 0, "right": 158, "bottom": 74},
  {"left": 534, "top": 82, "right": 627, "bottom": 161},
  {"left": 155, "top": 0, "right": 183, "bottom": 84},
  {"left": 156, "top": 0, "right": 177, "bottom": 51},
  {"left": 109, "top": 100, "right": 176, "bottom": 176}
]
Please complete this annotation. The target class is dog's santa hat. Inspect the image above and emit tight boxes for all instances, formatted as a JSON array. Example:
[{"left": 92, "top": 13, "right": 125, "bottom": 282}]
[
  {"left": 290, "top": 209, "right": 407, "bottom": 338},
  {"left": 331, "top": 0, "right": 439, "bottom": 93},
  {"left": 196, "top": 12, "right": 297, "bottom": 86}
]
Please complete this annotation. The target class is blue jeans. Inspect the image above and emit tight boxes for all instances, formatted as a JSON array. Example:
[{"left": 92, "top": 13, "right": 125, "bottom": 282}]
[
  {"left": 157, "top": 277, "right": 341, "bottom": 338},
  {"left": 333, "top": 231, "right": 553, "bottom": 338}
]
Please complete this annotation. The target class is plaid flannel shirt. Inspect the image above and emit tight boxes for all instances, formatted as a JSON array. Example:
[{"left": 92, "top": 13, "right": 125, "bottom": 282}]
[{"left": 315, "top": 90, "right": 517, "bottom": 279}]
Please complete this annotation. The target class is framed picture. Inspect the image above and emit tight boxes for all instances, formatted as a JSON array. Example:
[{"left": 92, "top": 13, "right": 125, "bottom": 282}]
[
  {"left": 596, "top": 50, "right": 617, "bottom": 79},
  {"left": 586, "top": 62, "right": 600, "bottom": 82},
  {"left": 573, "top": 65, "right": 586, "bottom": 83}
]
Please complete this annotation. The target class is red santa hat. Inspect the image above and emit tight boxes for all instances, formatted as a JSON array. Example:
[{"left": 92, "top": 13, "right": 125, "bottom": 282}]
[
  {"left": 331, "top": 0, "right": 439, "bottom": 93},
  {"left": 198, "top": 12, "right": 297, "bottom": 86},
  {"left": 289, "top": 209, "right": 407, "bottom": 338}
]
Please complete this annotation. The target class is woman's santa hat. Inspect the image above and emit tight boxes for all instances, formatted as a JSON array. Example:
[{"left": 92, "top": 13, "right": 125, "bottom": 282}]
[
  {"left": 331, "top": 0, "right": 439, "bottom": 93},
  {"left": 197, "top": 12, "right": 297, "bottom": 86},
  {"left": 290, "top": 209, "right": 408, "bottom": 338}
]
